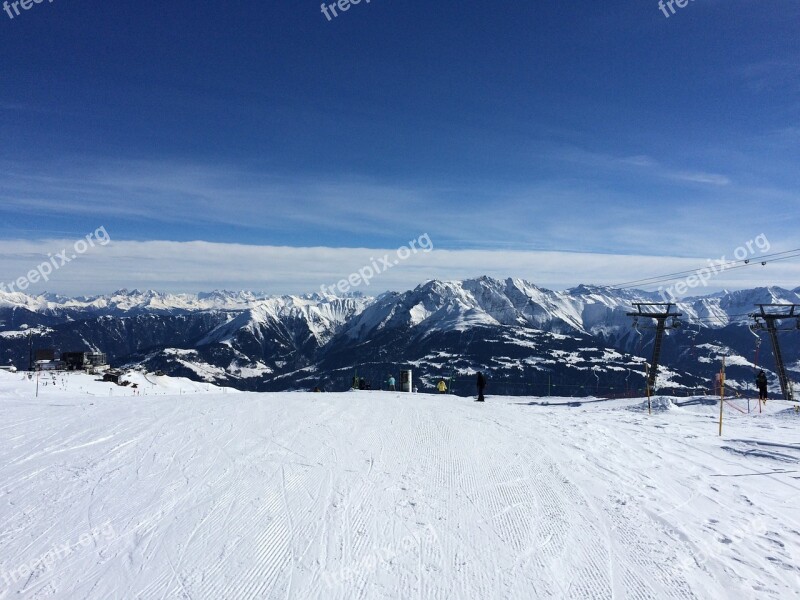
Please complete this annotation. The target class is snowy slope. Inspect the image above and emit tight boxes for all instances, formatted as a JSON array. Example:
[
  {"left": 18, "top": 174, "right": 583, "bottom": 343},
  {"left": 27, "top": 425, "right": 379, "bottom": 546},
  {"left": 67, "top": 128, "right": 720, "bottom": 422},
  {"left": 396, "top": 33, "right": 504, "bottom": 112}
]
[
  {"left": 0, "top": 289, "right": 268, "bottom": 313},
  {"left": 338, "top": 278, "right": 800, "bottom": 340},
  {"left": 0, "top": 372, "right": 798, "bottom": 599},
  {"left": 1, "top": 279, "right": 798, "bottom": 395},
  {"left": 321, "top": 278, "right": 799, "bottom": 395},
  {"left": 198, "top": 295, "right": 369, "bottom": 348},
  {"left": 2, "top": 281, "right": 796, "bottom": 329}
]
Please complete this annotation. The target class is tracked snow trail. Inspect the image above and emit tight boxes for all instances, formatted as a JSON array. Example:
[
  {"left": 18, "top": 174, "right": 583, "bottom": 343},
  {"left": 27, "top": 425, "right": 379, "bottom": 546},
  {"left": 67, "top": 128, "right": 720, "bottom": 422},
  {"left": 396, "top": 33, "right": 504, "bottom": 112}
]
[{"left": 0, "top": 373, "right": 799, "bottom": 599}]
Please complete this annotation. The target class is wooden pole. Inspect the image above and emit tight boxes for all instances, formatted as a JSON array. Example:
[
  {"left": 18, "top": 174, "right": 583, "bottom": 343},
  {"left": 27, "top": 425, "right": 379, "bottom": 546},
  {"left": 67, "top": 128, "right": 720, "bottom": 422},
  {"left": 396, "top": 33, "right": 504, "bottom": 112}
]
[{"left": 718, "top": 357, "right": 725, "bottom": 436}]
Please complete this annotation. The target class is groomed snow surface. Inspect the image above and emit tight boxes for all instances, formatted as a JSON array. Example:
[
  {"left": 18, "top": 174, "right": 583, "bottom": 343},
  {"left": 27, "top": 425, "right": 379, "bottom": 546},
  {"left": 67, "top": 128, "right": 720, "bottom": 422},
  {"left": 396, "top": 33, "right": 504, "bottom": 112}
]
[{"left": 1, "top": 372, "right": 798, "bottom": 599}]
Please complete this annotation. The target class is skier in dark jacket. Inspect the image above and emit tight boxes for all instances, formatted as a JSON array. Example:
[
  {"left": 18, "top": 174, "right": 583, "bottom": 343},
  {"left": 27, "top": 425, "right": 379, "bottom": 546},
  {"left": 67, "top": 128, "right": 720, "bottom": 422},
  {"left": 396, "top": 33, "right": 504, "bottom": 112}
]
[
  {"left": 756, "top": 370, "right": 768, "bottom": 401},
  {"left": 476, "top": 371, "right": 486, "bottom": 402}
]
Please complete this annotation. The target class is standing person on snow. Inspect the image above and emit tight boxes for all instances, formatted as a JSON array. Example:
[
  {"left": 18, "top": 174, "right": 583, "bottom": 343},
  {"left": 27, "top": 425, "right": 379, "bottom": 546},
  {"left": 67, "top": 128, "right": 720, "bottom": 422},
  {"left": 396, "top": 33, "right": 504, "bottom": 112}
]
[
  {"left": 437, "top": 379, "right": 448, "bottom": 394},
  {"left": 476, "top": 371, "right": 486, "bottom": 402},
  {"left": 756, "top": 370, "right": 768, "bottom": 401},
  {"left": 388, "top": 375, "right": 396, "bottom": 391}
]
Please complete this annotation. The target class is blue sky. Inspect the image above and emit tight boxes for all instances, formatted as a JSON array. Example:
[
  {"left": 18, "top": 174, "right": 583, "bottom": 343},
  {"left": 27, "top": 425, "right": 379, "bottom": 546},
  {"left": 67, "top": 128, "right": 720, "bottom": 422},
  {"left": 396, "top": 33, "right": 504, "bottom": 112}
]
[{"left": 0, "top": 0, "right": 798, "bottom": 294}]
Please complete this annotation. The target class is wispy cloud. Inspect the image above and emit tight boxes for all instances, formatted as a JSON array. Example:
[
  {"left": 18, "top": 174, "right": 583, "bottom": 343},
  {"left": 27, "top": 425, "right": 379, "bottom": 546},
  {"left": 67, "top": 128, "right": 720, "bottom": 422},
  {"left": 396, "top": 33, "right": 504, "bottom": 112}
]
[
  {"left": 0, "top": 238, "right": 796, "bottom": 297},
  {"left": 0, "top": 152, "right": 794, "bottom": 266},
  {"left": 0, "top": 158, "right": 430, "bottom": 234},
  {"left": 553, "top": 146, "right": 731, "bottom": 187},
  {"left": 735, "top": 58, "right": 800, "bottom": 94},
  {"left": 672, "top": 171, "right": 730, "bottom": 186}
]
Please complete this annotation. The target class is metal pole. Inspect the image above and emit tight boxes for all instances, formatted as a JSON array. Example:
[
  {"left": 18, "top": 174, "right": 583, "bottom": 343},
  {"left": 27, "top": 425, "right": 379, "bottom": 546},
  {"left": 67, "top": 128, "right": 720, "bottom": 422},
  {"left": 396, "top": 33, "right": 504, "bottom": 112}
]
[
  {"left": 718, "top": 357, "right": 725, "bottom": 437},
  {"left": 766, "top": 318, "right": 792, "bottom": 401},
  {"left": 751, "top": 304, "right": 798, "bottom": 402},
  {"left": 627, "top": 303, "right": 682, "bottom": 399}
]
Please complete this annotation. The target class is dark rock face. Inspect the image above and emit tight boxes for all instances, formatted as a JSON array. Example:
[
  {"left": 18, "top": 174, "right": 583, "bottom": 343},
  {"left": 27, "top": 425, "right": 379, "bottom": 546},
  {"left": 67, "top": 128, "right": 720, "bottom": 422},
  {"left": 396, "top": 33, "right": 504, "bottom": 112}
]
[{"left": 1, "top": 280, "right": 797, "bottom": 396}]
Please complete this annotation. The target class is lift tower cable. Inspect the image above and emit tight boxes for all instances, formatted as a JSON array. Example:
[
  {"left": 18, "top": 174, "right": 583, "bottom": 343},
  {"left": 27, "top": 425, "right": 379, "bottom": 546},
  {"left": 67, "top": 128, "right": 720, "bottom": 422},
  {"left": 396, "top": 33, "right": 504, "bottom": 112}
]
[
  {"left": 627, "top": 303, "right": 682, "bottom": 397},
  {"left": 750, "top": 304, "right": 799, "bottom": 402}
]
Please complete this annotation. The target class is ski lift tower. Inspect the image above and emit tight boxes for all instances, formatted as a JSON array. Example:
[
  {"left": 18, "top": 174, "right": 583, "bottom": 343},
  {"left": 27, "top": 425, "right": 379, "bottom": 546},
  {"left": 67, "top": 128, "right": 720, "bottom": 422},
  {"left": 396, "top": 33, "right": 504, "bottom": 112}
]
[
  {"left": 750, "top": 304, "right": 799, "bottom": 402},
  {"left": 627, "top": 303, "right": 683, "bottom": 396}
]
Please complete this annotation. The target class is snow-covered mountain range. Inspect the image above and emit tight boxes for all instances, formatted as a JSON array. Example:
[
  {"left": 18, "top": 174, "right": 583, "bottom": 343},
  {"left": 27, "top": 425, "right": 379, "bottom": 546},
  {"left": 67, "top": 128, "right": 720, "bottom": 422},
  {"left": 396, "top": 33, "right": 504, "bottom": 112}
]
[{"left": 1, "top": 278, "right": 798, "bottom": 395}]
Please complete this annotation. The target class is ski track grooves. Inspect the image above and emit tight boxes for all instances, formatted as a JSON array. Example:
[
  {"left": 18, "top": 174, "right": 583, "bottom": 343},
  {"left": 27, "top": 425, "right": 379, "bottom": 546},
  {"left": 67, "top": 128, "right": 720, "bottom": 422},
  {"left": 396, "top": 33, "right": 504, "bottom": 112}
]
[{"left": 1, "top": 388, "right": 797, "bottom": 599}]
